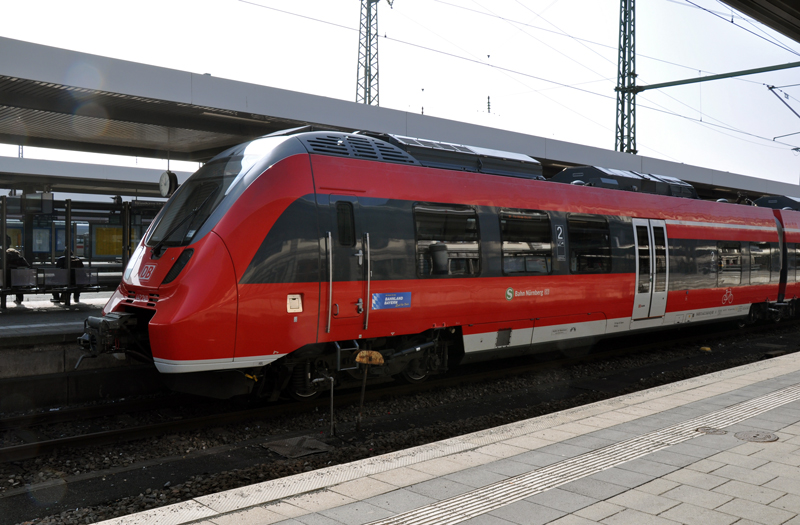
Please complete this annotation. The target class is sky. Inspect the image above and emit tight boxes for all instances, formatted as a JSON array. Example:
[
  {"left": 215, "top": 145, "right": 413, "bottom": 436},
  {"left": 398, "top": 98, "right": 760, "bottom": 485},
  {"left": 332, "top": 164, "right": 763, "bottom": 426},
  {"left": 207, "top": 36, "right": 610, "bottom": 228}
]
[{"left": 1, "top": 0, "right": 800, "bottom": 185}]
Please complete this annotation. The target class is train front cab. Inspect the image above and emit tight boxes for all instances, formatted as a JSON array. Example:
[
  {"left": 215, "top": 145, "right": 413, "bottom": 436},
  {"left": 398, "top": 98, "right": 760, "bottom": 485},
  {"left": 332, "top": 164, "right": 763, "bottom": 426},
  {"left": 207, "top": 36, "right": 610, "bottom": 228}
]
[{"left": 80, "top": 136, "right": 319, "bottom": 398}]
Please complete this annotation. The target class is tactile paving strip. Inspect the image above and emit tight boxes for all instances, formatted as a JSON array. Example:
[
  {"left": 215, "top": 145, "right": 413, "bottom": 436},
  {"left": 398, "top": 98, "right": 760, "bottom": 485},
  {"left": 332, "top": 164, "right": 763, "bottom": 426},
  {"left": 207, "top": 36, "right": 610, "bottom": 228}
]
[{"left": 366, "top": 383, "right": 800, "bottom": 525}]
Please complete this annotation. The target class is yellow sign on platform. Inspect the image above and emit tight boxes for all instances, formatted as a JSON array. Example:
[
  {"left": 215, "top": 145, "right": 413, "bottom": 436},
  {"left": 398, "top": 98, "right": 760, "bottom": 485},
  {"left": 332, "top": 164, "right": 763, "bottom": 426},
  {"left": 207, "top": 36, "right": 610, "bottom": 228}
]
[
  {"left": 95, "top": 227, "right": 122, "bottom": 256},
  {"left": 6, "top": 229, "right": 21, "bottom": 248}
]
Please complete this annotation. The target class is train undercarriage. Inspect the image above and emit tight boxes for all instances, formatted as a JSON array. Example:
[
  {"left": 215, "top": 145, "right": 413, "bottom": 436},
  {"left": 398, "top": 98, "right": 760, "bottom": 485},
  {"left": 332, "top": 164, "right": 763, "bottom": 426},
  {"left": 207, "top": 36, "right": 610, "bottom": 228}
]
[
  {"left": 78, "top": 311, "right": 459, "bottom": 400},
  {"left": 77, "top": 299, "right": 798, "bottom": 400},
  {"left": 259, "top": 329, "right": 459, "bottom": 401}
]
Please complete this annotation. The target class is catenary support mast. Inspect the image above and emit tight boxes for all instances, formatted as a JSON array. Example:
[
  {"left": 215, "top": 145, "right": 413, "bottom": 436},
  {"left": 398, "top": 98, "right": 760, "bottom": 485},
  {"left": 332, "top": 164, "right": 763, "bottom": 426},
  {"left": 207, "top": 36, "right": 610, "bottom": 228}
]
[
  {"left": 615, "top": 0, "right": 636, "bottom": 154},
  {"left": 356, "top": 0, "right": 390, "bottom": 105}
]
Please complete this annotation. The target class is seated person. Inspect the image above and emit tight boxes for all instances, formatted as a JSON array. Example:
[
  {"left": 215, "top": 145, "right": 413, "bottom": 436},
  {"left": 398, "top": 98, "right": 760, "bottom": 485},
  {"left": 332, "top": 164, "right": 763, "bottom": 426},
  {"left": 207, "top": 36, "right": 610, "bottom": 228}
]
[
  {"left": 52, "top": 250, "right": 84, "bottom": 303},
  {"left": 5, "top": 236, "right": 32, "bottom": 305}
]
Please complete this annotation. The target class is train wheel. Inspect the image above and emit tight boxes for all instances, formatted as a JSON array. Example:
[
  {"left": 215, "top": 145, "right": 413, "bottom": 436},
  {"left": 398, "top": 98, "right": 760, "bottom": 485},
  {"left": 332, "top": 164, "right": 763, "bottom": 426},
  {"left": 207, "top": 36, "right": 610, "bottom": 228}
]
[
  {"left": 288, "top": 362, "right": 321, "bottom": 400},
  {"left": 289, "top": 385, "right": 320, "bottom": 401},
  {"left": 399, "top": 358, "right": 429, "bottom": 383}
]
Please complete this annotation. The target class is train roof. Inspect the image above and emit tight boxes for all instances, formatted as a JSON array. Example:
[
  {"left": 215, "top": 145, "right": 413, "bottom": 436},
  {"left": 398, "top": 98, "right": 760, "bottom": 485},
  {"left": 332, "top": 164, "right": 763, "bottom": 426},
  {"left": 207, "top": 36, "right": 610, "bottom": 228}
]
[
  {"left": 280, "top": 129, "right": 545, "bottom": 181},
  {"left": 552, "top": 166, "right": 698, "bottom": 199}
]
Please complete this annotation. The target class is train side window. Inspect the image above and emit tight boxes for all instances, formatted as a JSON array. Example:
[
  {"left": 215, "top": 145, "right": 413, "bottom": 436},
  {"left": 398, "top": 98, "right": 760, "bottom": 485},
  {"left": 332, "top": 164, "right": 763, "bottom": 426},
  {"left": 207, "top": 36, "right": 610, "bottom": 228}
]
[
  {"left": 414, "top": 204, "right": 480, "bottom": 277},
  {"left": 635, "top": 225, "right": 650, "bottom": 293},
  {"left": 718, "top": 242, "right": 741, "bottom": 286},
  {"left": 791, "top": 244, "right": 799, "bottom": 283},
  {"left": 750, "top": 242, "right": 771, "bottom": 284},
  {"left": 652, "top": 226, "right": 667, "bottom": 292},
  {"left": 568, "top": 215, "right": 611, "bottom": 273},
  {"left": 500, "top": 210, "right": 551, "bottom": 274},
  {"left": 336, "top": 202, "right": 355, "bottom": 247}
]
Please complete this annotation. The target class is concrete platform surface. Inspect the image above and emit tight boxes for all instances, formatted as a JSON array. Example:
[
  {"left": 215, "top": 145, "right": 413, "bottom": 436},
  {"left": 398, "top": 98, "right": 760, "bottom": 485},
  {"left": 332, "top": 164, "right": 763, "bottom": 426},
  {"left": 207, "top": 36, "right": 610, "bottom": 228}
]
[
  {"left": 97, "top": 350, "right": 800, "bottom": 525},
  {"left": 0, "top": 291, "right": 117, "bottom": 381},
  {"left": 0, "top": 291, "right": 109, "bottom": 339}
]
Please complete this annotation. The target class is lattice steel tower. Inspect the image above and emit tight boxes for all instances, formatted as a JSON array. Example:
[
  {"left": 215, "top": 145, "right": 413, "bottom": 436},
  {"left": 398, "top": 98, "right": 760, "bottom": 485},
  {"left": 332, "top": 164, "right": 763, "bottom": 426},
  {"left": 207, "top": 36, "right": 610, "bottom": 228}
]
[
  {"left": 357, "top": 0, "right": 392, "bottom": 105},
  {"left": 615, "top": 0, "right": 636, "bottom": 154}
]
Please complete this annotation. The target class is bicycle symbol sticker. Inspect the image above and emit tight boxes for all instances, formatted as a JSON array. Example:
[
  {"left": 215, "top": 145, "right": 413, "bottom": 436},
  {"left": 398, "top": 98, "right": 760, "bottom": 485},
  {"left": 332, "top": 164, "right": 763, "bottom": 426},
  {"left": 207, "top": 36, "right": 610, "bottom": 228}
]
[{"left": 722, "top": 288, "right": 734, "bottom": 305}]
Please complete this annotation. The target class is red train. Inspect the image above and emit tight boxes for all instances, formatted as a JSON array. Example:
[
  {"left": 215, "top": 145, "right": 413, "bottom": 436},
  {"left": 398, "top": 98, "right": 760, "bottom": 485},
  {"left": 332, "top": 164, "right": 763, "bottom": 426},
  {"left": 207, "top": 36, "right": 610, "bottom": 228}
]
[{"left": 79, "top": 130, "right": 800, "bottom": 399}]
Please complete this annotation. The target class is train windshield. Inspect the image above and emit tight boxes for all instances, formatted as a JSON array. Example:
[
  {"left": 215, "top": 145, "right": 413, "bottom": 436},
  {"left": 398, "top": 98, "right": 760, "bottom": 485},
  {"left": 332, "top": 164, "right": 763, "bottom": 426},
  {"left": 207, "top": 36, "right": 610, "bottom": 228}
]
[{"left": 147, "top": 141, "right": 267, "bottom": 248}]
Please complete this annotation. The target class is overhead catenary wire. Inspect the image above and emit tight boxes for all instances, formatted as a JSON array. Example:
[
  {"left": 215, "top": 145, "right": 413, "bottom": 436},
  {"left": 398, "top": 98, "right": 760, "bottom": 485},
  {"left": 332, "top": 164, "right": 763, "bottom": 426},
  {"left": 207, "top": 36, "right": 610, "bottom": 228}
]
[
  {"left": 467, "top": 0, "right": 766, "bottom": 151},
  {"left": 712, "top": 0, "right": 796, "bottom": 52},
  {"left": 389, "top": 4, "right": 630, "bottom": 151},
  {"left": 238, "top": 0, "right": 800, "bottom": 152},
  {"left": 684, "top": 0, "right": 800, "bottom": 57},
  {"left": 512, "top": 0, "right": 617, "bottom": 68},
  {"left": 472, "top": 0, "right": 613, "bottom": 83},
  {"left": 434, "top": 0, "right": 775, "bottom": 141},
  {"left": 433, "top": 0, "right": 771, "bottom": 86},
  {"left": 239, "top": 0, "right": 613, "bottom": 98},
  {"left": 424, "top": 0, "right": 796, "bottom": 152}
]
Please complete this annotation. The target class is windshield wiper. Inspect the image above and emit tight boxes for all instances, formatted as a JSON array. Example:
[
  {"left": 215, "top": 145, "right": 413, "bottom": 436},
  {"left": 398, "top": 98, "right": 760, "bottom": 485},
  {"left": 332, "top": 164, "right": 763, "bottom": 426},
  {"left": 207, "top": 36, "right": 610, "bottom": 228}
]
[{"left": 150, "top": 190, "right": 218, "bottom": 258}]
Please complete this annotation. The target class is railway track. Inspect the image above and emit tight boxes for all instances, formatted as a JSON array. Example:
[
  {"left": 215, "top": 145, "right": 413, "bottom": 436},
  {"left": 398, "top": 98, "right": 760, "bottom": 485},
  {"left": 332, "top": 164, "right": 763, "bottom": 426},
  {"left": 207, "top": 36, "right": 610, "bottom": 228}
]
[{"left": 2, "top": 318, "right": 796, "bottom": 464}]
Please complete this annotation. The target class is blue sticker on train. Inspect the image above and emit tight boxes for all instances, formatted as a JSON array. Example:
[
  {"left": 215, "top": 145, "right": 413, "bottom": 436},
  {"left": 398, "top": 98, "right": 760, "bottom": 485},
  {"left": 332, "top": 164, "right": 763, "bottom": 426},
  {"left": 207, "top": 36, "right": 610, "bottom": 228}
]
[{"left": 371, "top": 292, "right": 412, "bottom": 310}]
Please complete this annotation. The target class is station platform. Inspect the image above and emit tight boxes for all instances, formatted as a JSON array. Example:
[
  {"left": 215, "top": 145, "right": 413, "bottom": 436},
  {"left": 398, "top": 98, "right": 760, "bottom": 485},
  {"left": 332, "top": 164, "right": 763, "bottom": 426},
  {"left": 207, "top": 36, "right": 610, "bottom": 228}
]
[
  {"left": 99, "top": 349, "right": 800, "bottom": 525},
  {"left": 0, "top": 291, "right": 108, "bottom": 347},
  {"left": 0, "top": 290, "right": 167, "bottom": 413},
  {"left": 0, "top": 292, "right": 115, "bottom": 396}
]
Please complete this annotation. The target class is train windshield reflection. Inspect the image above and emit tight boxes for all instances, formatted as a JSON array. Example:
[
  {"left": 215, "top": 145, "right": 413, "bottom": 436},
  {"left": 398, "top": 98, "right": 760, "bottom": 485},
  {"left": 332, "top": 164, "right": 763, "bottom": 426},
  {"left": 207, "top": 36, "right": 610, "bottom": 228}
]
[{"left": 147, "top": 140, "right": 270, "bottom": 248}]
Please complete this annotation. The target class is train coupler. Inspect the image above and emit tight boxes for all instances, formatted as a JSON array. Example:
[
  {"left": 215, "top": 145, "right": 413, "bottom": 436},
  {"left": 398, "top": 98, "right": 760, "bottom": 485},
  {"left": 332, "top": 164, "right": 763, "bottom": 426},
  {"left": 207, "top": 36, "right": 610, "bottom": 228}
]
[{"left": 77, "top": 312, "right": 138, "bottom": 368}]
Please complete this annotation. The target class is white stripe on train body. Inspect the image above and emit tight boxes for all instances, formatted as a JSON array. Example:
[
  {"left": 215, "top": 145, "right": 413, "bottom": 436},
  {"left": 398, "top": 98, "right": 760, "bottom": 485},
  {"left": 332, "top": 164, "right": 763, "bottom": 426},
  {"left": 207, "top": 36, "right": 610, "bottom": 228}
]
[{"left": 462, "top": 303, "right": 751, "bottom": 354}]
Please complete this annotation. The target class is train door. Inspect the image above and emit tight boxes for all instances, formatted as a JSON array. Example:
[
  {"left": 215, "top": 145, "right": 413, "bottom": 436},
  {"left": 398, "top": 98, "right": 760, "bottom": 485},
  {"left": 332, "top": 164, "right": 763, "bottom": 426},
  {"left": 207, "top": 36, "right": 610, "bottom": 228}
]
[
  {"left": 325, "top": 195, "right": 370, "bottom": 336},
  {"left": 632, "top": 218, "right": 669, "bottom": 320}
]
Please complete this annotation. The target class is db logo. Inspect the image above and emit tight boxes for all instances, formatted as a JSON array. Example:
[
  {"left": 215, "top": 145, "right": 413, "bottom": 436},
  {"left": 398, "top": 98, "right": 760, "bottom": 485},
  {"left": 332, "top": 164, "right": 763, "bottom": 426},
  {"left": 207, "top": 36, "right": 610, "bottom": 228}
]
[{"left": 140, "top": 264, "right": 156, "bottom": 281}]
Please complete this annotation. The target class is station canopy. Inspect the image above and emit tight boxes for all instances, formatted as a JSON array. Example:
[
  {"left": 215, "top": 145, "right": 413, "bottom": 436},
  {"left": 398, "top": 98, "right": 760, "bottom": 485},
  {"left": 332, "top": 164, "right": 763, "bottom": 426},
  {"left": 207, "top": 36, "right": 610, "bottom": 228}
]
[
  {"left": 719, "top": 1, "right": 800, "bottom": 43},
  {"left": 0, "top": 75, "right": 313, "bottom": 163}
]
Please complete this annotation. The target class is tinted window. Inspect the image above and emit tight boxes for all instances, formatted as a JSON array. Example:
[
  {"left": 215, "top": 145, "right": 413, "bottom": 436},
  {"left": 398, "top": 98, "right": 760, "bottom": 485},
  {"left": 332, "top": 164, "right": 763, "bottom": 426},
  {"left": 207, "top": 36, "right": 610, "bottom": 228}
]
[
  {"left": 336, "top": 202, "right": 355, "bottom": 247},
  {"left": 750, "top": 242, "right": 771, "bottom": 284},
  {"left": 148, "top": 140, "right": 272, "bottom": 248},
  {"left": 652, "top": 226, "right": 667, "bottom": 293},
  {"left": 718, "top": 242, "right": 742, "bottom": 286},
  {"left": 500, "top": 210, "right": 551, "bottom": 274},
  {"left": 635, "top": 225, "right": 650, "bottom": 293},
  {"left": 414, "top": 204, "right": 479, "bottom": 277},
  {"left": 568, "top": 215, "right": 611, "bottom": 273},
  {"left": 668, "top": 239, "right": 717, "bottom": 291}
]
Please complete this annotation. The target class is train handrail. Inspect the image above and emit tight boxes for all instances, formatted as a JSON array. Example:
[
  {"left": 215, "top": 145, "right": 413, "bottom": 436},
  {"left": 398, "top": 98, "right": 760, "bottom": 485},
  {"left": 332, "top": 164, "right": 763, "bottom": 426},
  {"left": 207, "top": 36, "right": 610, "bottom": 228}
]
[
  {"left": 326, "top": 231, "right": 333, "bottom": 334},
  {"left": 364, "top": 232, "right": 371, "bottom": 331}
]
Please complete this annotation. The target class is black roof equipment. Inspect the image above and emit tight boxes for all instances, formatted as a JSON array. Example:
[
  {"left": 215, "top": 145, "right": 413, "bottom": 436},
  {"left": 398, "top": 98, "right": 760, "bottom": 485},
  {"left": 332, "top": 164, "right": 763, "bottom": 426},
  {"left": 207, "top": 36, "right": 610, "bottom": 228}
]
[
  {"left": 552, "top": 166, "right": 698, "bottom": 199},
  {"left": 753, "top": 195, "right": 800, "bottom": 211}
]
